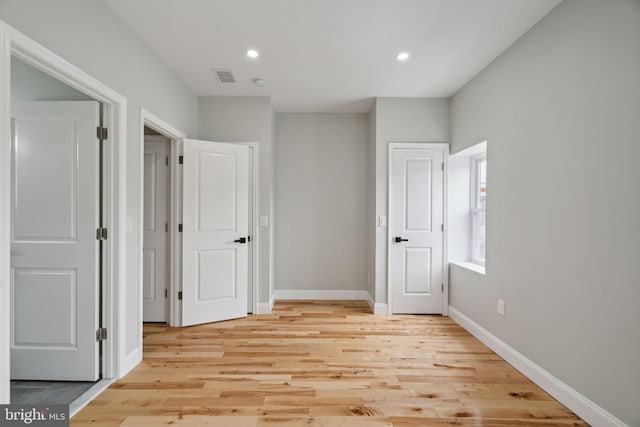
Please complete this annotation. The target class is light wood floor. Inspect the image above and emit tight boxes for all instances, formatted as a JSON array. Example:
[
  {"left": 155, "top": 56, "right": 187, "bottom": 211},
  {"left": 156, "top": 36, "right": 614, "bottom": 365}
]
[{"left": 72, "top": 301, "right": 587, "bottom": 426}]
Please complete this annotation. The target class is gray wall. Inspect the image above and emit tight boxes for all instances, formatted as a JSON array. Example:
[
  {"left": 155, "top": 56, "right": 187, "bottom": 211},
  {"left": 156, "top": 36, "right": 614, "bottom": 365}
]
[
  {"left": 374, "top": 98, "right": 450, "bottom": 305},
  {"left": 198, "top": 96, "right": 274, "bottom": 306},
  {"left": 449, "top": 0, "right": 640, "bottom": 424},
  {"left": 274, "top": 113, "right": 368, "bottom": 292},
  {"left": 1, "top": 0, "right": 198, "bottom": 365}
]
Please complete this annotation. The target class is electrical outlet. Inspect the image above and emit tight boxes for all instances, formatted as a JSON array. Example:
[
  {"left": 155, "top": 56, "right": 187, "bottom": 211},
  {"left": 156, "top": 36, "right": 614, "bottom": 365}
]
[{"left": 498, "top": 299, "right": 505, "bottom": 316}]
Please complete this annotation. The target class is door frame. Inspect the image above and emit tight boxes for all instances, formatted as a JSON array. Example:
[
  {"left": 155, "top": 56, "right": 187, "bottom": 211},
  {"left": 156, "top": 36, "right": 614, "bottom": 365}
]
[
  {"left": 232, "top": 142, "right": 259, "bottom": 315},
  {"left": 387, "top": 142, "right": 449, "bottom": 316},
  {"left": 0, "top": 21, "right": 127, "bottom": 402},
  {"left": 139, "top": 108, "right": 185, "bottom": 330}
]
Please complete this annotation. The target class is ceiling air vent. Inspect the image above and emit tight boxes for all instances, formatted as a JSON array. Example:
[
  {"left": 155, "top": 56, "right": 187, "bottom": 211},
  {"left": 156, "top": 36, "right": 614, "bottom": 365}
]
[{"left": 212, "top": 68, "right": 236, "bottom": 83}]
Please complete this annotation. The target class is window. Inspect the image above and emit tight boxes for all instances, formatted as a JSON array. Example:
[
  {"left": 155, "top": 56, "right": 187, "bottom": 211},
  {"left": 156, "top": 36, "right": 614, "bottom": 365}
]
[
  {"left": 470, "top": 154, "right": 486, "bottom": 265},
  {"left": 448, "top": 140, "right": 486, "bottom": 274}
]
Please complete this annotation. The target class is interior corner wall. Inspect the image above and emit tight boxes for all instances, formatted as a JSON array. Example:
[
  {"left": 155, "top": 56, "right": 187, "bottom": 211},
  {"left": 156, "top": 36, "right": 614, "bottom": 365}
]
[
  {"left": 270, "top": 107, "right": 276, "bottom": 302},
  {"left": 0, "top": 0, "right": 198, "bottom": 375},
  {"left": 449, "top": 0, "right": 640, "bottom": 424},
  {"left": 366, "top": 102, "right": 377, "bottom": 301},
  {"left": 374, "top": 98, "right": 450, "bottom": 307},
  {"left": 197, "top": 96, "right": 274, "bottom": 306},
  {"left": 273, "top": 113, "right": 368, "bottom": 294}
]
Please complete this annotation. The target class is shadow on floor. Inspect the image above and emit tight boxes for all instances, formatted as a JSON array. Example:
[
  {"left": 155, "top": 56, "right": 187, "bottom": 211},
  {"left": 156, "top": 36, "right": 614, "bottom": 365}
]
[{"left": 10, "top": 380, "right": 96, "bottom": 405}]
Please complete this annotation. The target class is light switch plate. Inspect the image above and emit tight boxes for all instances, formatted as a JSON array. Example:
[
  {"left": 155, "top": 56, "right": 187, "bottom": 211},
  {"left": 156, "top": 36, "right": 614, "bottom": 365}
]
[
  {"left": 259, "top": 215, "right": 269, "bottom": 227},
  {"left": 378, "top": 216, "right": 387, "bottom": 227}
]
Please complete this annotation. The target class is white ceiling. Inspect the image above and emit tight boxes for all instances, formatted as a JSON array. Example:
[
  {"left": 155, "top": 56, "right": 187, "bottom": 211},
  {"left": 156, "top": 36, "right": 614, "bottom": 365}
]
[{"left": 105, "top": 0, "right": 561, "bottom": 113}]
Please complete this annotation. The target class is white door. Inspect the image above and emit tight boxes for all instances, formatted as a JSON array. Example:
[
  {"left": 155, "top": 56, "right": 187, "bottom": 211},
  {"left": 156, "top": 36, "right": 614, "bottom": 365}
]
[
  {"left": 10, "top": 101, "right": 101, "bottom": 380},
  {"left": 143, "top": 137, "right": 169, "bottom": 322},
  {"left": 182, "top": 139, "right": 249, "bottom": 326},
  {"left": 390, "top": 146, "right": 445, "bottom": 314}
]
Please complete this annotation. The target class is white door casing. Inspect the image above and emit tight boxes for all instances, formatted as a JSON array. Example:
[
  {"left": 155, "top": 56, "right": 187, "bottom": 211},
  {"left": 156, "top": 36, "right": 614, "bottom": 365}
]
[
  {"left": 181, "top": 139, "right": 249, "bottom": 326},
  {"left": 1, "top": 25, "right": 129, "bottom": 402},
  {"left": 390, "top": 146, "right": 445, "bottom": 314},
  {"left": 246, "top": 146, "right": 254, "bottom": 313},
  {"left": 143, "top": 137, "right": 169, "bottom": 322},
  {"left": 10, "top": 101, "right": 101, "bottom": 380}
]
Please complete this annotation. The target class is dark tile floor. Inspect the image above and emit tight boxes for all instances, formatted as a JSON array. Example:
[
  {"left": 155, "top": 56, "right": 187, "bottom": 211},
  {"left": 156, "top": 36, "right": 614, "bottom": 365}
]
[{"left": 10, "top": 380, "right": 96, "bottom": 405}]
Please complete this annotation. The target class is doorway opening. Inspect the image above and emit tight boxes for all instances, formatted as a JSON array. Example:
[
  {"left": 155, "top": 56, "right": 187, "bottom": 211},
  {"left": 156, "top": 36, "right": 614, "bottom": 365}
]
[
  {"left": 8, "top": 57, "right": 105, "bottom": 402},
  {"left": 143, "top": 129, "right": 171, "bottom": 324}
]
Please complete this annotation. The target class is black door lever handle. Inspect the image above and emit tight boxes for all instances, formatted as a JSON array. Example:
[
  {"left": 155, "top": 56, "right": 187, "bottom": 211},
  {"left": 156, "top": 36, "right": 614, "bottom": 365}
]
[
  {"left": 394, "top": 237, "right": 409, "bottom": 243},
  {"left": 234, "top": 237, "right": 247, "bottom": 244}
]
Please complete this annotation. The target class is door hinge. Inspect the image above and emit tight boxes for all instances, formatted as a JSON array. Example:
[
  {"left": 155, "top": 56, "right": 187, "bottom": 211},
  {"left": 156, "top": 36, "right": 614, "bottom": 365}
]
[
  {"left": 96, "top": 327, "right": 107, "bottom": 342},
  {"left": 179, "top": 155, "right": 184, "bottom": 164},
  {"left": 442, "top": 284, "right": 444, "bottom": 292},
  {"left": 166, "top": 156, "right": 169, "bottom": 166},
  {"left": 248, "top": 235, "right": 251, "bottom": 242},
  {"left": 441, "top": 162, "right": 444, "bottom": 171},
  {"left": 96, "top": 126, "right": 108, "bottom": 140},
  {"left": 165, "top": 289, "right": 168, "bottom": 299},
  {"left": 178, "top": 291, "right": 183, "bottom": 300},
  {"left": 441, "top": 224, "right": 444, "bottom": 232},
  {"left": 178, "top": 223, "right": 183, "bottom": 232},
  {"left": 96, "top": 227, "right": 108, "bottom": 240}
]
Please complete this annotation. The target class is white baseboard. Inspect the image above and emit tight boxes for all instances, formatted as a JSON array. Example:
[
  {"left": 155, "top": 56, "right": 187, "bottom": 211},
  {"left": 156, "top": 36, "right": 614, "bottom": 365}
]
[
  {"left": 119, "top": 348, "right": 141, "bottom": 378},
  {"left": 256, "top": 302, "right": 271, "bottom": 314},
  {"left": 272, "top": 290, "right": 387, "bottom": 314},
  {"left": 365, "top": 292, "right": 374, "bottom": 313},
  {"left": 448, "top": 306, "right": 627, "bottom": 427},
  {"left": 256, "top": 292, "right": 276, "bottom": 314},
  {"left": 273, "top": 289, "right": 370, "bottom": 301},
  {"left": 373, "top": 303, "right": 388, "bottom": 315},
  {"left": 365, "top": 292, "right": 389, "bottom": 315}
]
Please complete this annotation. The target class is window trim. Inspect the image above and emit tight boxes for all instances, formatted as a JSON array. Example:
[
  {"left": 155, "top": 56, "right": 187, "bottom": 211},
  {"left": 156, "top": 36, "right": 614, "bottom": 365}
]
[{"left": 470, "top": 153, "right": 486, "bottom": 266}]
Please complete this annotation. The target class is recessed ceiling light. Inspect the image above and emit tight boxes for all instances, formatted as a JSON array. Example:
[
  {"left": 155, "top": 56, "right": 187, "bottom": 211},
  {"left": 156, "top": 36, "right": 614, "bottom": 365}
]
[
  {"left": 396, "top": 52, "right": 410, "bottom": 61},
  {"left": 246, "top": 49, "right": 259, "bottom": 59},
  {"left": 253, "top": 78, "right": 267, "bottom": 87}
]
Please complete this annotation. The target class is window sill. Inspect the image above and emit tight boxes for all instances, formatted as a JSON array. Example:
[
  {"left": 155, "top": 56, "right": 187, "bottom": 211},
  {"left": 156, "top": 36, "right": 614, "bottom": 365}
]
[{"left": 450, "top": 261, "right": 485, "bottom": 275}]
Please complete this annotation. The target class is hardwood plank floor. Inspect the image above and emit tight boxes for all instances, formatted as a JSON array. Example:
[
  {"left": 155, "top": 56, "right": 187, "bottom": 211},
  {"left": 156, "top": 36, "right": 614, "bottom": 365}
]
[{"left": 72, "top": 301, "right": 588, "bottom": 426}]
